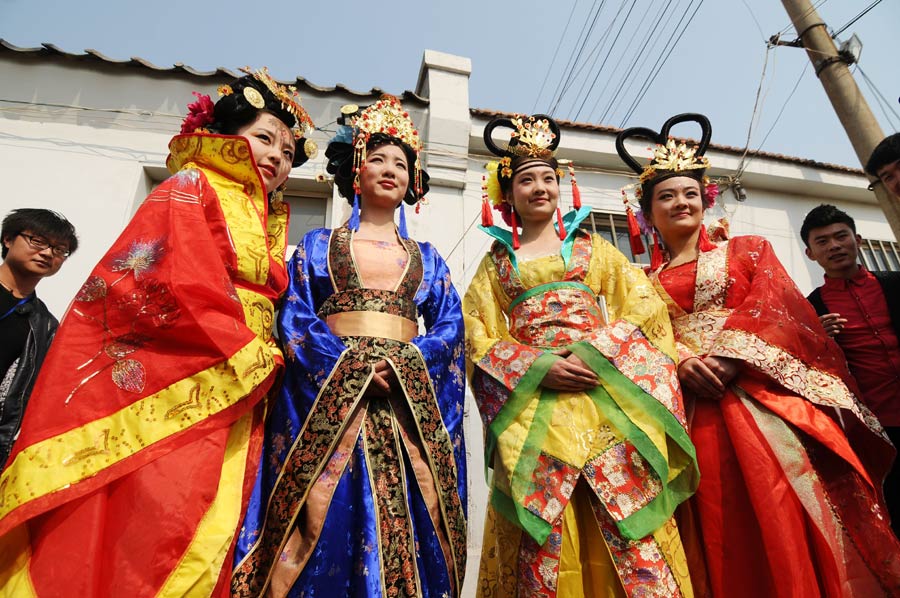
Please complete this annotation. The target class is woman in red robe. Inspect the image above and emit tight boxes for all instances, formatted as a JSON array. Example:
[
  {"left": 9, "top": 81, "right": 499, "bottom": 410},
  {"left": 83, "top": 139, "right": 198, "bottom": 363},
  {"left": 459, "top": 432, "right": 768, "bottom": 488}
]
[{"left": 615, "top": 113, "right": 900, "bottom": 597}]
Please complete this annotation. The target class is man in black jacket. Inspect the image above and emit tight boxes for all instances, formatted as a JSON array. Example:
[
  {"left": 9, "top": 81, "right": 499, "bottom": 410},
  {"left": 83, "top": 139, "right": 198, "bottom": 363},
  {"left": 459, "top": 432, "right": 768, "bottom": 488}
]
[
  {"left": 0, "top": 208, "right": 78, "bottom": 469},
  {"left": 801, "top": 203, "right": 900, "bottom": 536}
]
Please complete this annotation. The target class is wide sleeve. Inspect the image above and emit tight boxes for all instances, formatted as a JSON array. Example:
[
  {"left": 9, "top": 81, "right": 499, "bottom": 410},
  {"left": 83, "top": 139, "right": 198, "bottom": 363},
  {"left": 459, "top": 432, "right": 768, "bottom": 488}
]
[
  {"left": 463, "top": 254, "right": 555, "bottom": 427},
  {"left": 0, "top": 168, "right": 279, "bottom": 531},
  {"left": 413, "top": 244, "right": 467, "bottom": 504},
  {"left": 277, "top": 230, "right": 351, "bottom": 418},
  {"left": 709, "top": 236, "right": 864, "bottom": 410},
  {"left": 585, "top": 235, "right": 677, "bottom": 360}
]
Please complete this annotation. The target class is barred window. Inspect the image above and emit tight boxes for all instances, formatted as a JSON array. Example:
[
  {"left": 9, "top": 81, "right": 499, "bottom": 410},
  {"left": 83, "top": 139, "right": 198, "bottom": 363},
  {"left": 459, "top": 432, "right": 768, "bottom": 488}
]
[
  {"left": 859, "top": 238, "right": 900, "bottom": 272},
  {"left": 579, "top": 211, "right": 652, "bottom": 265}
]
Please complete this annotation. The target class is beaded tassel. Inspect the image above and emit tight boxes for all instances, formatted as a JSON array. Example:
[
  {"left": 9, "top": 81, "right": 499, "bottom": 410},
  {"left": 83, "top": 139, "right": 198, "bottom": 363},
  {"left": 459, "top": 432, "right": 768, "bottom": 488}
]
[
  {"left": 650, "top": 229, "right": 664, "bottom": 270},
  {"left": 511, "top": 211, "right": 520, "bottom": 250},
  {"left": 481, "top": 175, "right": 494, "bottom": 226},
  {"left": 349, "top": 192, "right": 361, "bottom": 231},
  {"left": 568, "top": 162, "right": 582, "bottom": 209},
  {"left": 698, "top": 224, "right": 716, "bottom": 251}
]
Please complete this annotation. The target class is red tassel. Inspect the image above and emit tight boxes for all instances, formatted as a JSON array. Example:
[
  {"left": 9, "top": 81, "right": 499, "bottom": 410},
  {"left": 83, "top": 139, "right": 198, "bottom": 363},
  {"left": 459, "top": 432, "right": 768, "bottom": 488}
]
[
  {"left": 568, "top": 163, "right": 582, "bottom": 210},
  {"left": 481, "top": 174, "right": 493, "bottom": 226},
  {"left": 415, "top": 202, "right": 422, "bottom": 214},
  {"left": 625, "top": 206, "right": 646, "bottom": 255},
  {"left": 698, "top": 224, "right": 716, "bottom": 251},
  {"left": 481, "top": 198, "right": 494, "bottom": 227},
  {"left": 556, "top": 207, "right": 566, "bottom": 240},
  {"left": 650, "top": 230, "right": 664, "bottom": 270},
  {"left": 511, "top": 211, "right": 520, "bottom": 250}
]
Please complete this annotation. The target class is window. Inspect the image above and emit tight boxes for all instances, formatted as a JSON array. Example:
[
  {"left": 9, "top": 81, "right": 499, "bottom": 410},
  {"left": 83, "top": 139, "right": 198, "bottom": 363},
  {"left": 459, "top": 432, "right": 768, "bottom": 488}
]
[
  {"left": 579, "top": 211, "right": 652, "bottom": 265},
  {"left": 284, "top": 193, "right": 328, "bottom": 257},
  {"left": 859, "top": 238, "right": 900, "bottom": 272}
]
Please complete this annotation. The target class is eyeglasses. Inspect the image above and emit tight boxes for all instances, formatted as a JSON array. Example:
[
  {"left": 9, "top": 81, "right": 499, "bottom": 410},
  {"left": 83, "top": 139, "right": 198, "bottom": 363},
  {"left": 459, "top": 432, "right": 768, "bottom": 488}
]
[{"left": 18, "top": 233, "right": 70, "bottom": 258}]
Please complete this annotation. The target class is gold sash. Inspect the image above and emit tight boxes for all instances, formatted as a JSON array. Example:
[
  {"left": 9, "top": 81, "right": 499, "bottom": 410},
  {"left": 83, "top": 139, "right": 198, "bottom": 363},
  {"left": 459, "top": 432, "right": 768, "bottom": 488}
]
[{"left": 325, "top": 311, "right": 418, "bottom": 342}]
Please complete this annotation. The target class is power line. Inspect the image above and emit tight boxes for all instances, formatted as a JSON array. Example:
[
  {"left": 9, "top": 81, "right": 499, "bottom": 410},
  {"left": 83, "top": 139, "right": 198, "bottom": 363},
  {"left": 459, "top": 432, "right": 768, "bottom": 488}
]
[
  {"left": 857, "top": 64, "right": 900, "bottom": 130},
  {"left": 619, "top": 0, "right": 706, "bottom": 126},
  {"left": 832, "top": 0, "right": 883, "bottom": 39},
  {"left": 548, "top": 0, "right": 607, "bottom": 115},
  {"left": 740, "top": 62, "right": 810, "bottom": 174},
  {"left": 739, "top": 0, "right": 766, "bottom": 40},
  {"left": 775, "top": 0, "right": 829, "bottom": 38},
  {"left": 572, "top": 0, "right": 638, "bottom": 121},
  {"left": 532, "top": 0, "right": 582, "bottom": 113},
  {"left": 593, "top": 0, "right": 676, "bottom": 124},
  {"left": 602, "top": 0, "right": 686, "bottom": 125},
  {"left": 735, "top": 45, "right": 773, "bottom": 179}
]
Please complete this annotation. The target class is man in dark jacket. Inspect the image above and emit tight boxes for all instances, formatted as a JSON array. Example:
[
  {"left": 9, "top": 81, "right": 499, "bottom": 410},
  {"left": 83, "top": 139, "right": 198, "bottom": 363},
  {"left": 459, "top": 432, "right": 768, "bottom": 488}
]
[
  {"left": 0, "top": 208, "right": 78, "bottom": 469},
  {"left": 801, "top": 203, "right": 900, "bottom": 536}
]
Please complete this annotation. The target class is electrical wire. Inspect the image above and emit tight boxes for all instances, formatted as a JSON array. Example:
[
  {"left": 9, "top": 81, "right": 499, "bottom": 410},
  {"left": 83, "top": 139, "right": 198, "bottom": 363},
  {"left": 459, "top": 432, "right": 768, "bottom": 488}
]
[
  {"left": 735, "top": 45, "right": 773, "bottom": 179},
  {"left": 856, "top": 64, "right": 900, "bottom": 130},
  {"left": 619, "top": 0, "right": 706, "bottom": 126},
  {"left": 532, "top": 0, "right": 582, "bottom": 113},
  {"left": 775, "top": 0, "right": 829, "bottom": 38},
  {"left": 831, "top": 0, "right": 883, "bottom": 39},
  {"left": 548, "top": 0, "right": 607, "bottom": 115},
  {"left": 571, "top": 0, "right": 637, "bottom": 120},
  {"left": 593, "top": 0, "right": 677, "bottom": 124}
]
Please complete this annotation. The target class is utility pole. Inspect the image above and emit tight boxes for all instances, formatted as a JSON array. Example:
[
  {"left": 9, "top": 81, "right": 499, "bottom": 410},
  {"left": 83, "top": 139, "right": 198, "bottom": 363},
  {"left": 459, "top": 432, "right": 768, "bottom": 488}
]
[{"left": 779, "top": 0, "right": 900, "bottom": 240}]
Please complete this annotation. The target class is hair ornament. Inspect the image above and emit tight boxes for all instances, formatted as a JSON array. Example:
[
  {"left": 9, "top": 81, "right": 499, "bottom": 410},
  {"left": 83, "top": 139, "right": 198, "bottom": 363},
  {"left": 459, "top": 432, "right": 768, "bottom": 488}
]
[
  {"left": 243, "top": 87, "right": 265, "bottom": 109},
  {"left": 180, "top": 92, "right": 215, "bottom": 135}
]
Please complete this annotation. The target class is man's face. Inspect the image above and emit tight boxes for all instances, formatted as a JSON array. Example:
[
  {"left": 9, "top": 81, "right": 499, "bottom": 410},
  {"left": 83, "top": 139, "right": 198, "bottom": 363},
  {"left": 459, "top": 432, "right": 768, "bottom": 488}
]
[
  {"left": 2, "top": 231, "right": 68, "bottom": 279},
  {"left": 876, "top": 159, "right": 900, "bottom": 200},
  {"left": 805, "top": 222, "right": 861, "bottom": 278}
]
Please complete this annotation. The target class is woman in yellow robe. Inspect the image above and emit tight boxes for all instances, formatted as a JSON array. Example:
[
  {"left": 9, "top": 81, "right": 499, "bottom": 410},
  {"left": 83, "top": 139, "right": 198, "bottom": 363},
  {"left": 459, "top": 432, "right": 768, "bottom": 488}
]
[{"left": 464, "top": 114, "right": 698, "bottom": 598}]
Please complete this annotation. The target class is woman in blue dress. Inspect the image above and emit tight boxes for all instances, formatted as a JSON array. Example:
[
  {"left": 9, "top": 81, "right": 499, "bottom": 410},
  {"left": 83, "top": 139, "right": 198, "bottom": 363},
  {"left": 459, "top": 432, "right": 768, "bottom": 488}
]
[{"left": 231, "top": 95, "right": 467, "bottom": 598}]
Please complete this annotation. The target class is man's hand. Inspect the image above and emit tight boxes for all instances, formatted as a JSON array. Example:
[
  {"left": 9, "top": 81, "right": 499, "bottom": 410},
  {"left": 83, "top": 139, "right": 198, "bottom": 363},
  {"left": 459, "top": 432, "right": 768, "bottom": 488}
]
[{"left": 819, "top": 313, "right": 846, "bottom": 337}]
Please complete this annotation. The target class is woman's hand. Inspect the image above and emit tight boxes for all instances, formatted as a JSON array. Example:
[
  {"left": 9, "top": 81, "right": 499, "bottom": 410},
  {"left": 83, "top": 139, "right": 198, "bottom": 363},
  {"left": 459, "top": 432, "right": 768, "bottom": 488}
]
[
  {"left": 678, "top": 357, "right": 725, "bottom": 400},
  {"left": 819, "top": 313, "right": 846, "bottom": 337},
  {"left": 703, "top": 356, "right": 739, "bottom": 388},
  {"left": 541, "top": 353, "right": 599, "bottom": 391},
  {"left": 366, "top": 359, "right": 398, "bottom": 397}
]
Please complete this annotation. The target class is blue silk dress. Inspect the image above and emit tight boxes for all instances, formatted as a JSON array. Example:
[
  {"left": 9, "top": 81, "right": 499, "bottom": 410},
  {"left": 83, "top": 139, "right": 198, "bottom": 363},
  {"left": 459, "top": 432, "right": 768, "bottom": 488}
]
[{"left": 232, "top": 226, "right": 467, "bottom": 598}]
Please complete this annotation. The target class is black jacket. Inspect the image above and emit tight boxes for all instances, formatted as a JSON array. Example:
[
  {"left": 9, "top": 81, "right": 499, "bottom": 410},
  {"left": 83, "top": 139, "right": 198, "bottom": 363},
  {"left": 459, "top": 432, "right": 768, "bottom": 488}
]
[
  {"left": 807, "top": 270, "right": 900, "bottom": 341},
  {"left": 0, "top": 295, "right": 57, "bottom": 469}
]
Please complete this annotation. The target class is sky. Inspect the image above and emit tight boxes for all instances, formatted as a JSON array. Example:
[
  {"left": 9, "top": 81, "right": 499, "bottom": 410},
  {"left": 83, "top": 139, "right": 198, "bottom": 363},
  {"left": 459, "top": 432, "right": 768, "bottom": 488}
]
[{"left": 1, "top": 0, "right": 897, "bottom": 169}]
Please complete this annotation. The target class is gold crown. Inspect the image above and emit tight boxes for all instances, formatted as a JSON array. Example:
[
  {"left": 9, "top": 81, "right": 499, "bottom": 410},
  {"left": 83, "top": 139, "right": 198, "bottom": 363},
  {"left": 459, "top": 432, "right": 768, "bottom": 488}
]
[
  {"left": 351, "top": 95, "right": 421, "bottom": 151},
  {"left": 237, "top": 66, "right": 314, "bottom": 137},
  {"left": 509, "top": 116, "right": 557, "bottom": 158},
  {"left": 639, "top": 139, "right": 709, "bottom": 183}
]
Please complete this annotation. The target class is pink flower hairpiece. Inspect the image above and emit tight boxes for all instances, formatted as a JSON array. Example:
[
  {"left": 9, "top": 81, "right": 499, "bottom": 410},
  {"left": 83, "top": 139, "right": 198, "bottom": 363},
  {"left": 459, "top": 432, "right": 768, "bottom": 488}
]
[
  {"left": 703, "top": 181, "right": 719, "bottom": 207},
  {"left": 180, "top": 92, "right": 215, "bottom": 134}
]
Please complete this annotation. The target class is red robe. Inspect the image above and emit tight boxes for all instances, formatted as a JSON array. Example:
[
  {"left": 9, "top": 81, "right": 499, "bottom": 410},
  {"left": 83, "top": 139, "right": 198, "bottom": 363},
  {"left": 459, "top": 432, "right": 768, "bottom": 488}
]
[
  {"left": 651, "top": 235, "right": 900, "bottom": 598},
  {"left": 0, "top": 134, "right": 288, "bottom": 597}
]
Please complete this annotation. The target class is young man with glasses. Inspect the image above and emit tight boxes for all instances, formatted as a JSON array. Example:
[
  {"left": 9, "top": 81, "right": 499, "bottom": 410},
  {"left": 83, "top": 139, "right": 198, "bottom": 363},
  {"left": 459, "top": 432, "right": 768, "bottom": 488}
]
[{"left": 0, "top": 208, "right": 77, "bottom": 469}]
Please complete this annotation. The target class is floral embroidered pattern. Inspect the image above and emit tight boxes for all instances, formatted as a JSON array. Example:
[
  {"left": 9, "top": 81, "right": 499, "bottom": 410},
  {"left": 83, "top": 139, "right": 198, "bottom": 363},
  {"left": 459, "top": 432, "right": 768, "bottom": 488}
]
[
  {"left": 592, "top": 503, "right": 683, "bottom": 598},
  {"left": 365, "top": 400, "right": 418, "bottom": 597},
  {"left": 693, "top": 242, "right": 728, "bottom": 311},
  {"left": 522, "top": 453, "right": 579, "bottom": 525},
  {"left": 477, "top": 340, "right": 545, "bottom": 392},
  {"left": 509, "top": 286, "right": 605, "bottom": 348},
  {"left": 584, "top": 441, "right": 663, "bottom": 522},
  {"left": 68, "top": 238, "right": 180, "bottom": 403},
  {"left": 587, "top": 321, "right": 684, "bottom": 427}
]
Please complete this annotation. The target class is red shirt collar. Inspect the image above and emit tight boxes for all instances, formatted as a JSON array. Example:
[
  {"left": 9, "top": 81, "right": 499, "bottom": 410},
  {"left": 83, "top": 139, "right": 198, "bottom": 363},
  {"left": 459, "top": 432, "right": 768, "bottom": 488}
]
[{"left": 822, "top": 264, "right": 873, "bottom": 290}]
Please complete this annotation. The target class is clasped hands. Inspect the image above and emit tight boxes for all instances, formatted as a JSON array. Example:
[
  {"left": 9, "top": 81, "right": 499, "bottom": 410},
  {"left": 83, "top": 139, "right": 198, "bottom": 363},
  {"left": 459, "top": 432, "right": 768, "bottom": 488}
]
[
  {"left": 677, "top": 355, "right": 739, "bottom": 400},
  {"left": 540, "top": 349, "right": 599, "bottom": 392},
  {"left": 365, "top": 359, "right": 398, "bottom": 397}
]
